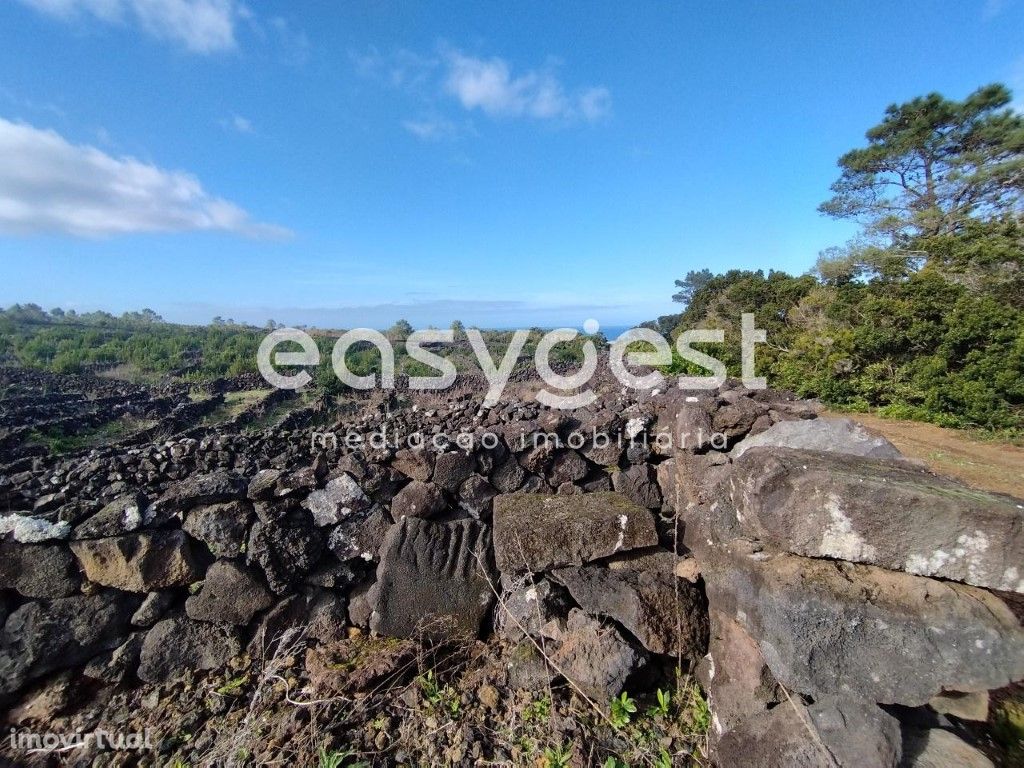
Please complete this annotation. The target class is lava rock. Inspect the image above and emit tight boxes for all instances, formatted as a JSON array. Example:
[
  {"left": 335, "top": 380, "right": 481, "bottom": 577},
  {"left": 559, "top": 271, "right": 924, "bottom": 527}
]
[
  {"left": 0, "top": 541, "right": 80, "bottom": 598},
  {"left": 70, "top": 529, "right": 200, "bottom": 592},
  {"left": 137, "top": 616, "right": 241, "bottom": 684},
  {"left": 369, "top": 517, "right": 496, "bottom": 641},
  {"left": 493, "top": 492, "right": 658, "bottom": 573},
  {"left": 182, "top": 500, "right": 254, "bottom": 558},
  {"left": 550, "top": 609, "right": 647, "bottom": 700},
  {"left": 186, "top": 560, "right": 274, "bottom": 625},
  {"left": 727, "top": 447, "right": 1024, "bottom": 592},
  {"left": 390, "top": 480, "right": 447, "bottom": 520},
  {"left": 72, "top": 492, "right": 147, "bottom": 539}
]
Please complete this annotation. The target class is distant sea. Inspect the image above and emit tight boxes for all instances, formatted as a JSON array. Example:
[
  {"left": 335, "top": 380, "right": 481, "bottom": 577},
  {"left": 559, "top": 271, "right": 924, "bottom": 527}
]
[{"left": 599, "top": 325, "right": 634, "bottom": 340}]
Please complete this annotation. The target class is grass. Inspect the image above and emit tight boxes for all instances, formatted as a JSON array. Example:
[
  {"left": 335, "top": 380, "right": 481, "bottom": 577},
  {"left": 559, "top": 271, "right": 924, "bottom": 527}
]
[
  {"left": 199, "top": 388, "right": 272, "bottom": 426},
  {"left": 26, "top": 415, "right": 157, "bottom": 455}
]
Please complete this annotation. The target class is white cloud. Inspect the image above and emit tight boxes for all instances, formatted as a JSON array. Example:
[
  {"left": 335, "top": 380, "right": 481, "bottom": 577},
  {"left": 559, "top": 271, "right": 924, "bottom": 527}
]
[
  {"left": 443, "top": 50, "right": 611, "bottom": 123},
  {"left": 0, "top": 116, "right": 289, "bottom": 238},
  {"left": 221, "top": 113, "right": 253, "bottom": 133},
  {"left": 351, "top": 47, "right": 437, "bottom": 90},
  {"left": 401, "top": 116, "right": 458, "bottom": 141},
  {"left": 17, "top": 0, "right": 242, "bottom": 53}
]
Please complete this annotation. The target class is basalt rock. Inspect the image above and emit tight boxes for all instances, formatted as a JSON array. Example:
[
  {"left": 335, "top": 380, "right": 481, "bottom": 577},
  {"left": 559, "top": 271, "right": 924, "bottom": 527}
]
[
  {"left": 701, "top": 540, "right": 1024, "bottom": 706},
  {"left": 302, "top": 473, "right": 370, "bottom": 527},
  {"left": 0, "top": 540, "right": 80, "bottom": 598},
  {"left": 182, "top": 500, "right": 254, "bottom": 558},
  {"left": 492, "top": 492, "right": 658, "bottom": 573},
  {"left": 0, "top": 591, "right": 139, "bottom": 700},
  {"left": 185, "top": 560, "right": 274, "bottom": 625},
  {"left": 369, "top": 516, "right": 496, "bottom": 641},
  {"left": 727, "top": 447, "right": 1024, "bottom": 592},
  {"left": 551, "top": 565, "right": 707, "bottom": 657},
  {"left": 137, "top": 616, "right": 241, "bottom": 684},
  {"left": 70, "top": 529, "right": 200, "bottom": 592},
  {"left": 72, "top": 492, "right": 147, "bottom": 539},
  {"left": 730, "top": 417, "right": 901, "bottom": 459},
  {"left": 390, "top": 480, "right": 447, "bottom": 520},
  {"left": 550, "top": 609, "right": 647, "bottom": 700}
]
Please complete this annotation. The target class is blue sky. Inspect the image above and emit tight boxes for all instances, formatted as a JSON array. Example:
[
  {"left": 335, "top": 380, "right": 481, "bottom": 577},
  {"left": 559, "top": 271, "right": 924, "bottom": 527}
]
[{"left": 0, "top": 0, "right": 1022, "bottom": 330}]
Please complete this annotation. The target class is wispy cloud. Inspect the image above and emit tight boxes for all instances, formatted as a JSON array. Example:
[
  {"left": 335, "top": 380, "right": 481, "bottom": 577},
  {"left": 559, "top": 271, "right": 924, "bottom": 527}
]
[
  {"left": 17, "top": 0, "right": 245, "bottom": 53},
  {"left": 350, "top": 47, "right": 439, "bottom": 91},
  {"left": 0, "top": 116, "right": 289, "bottom": 238},
  {"left": 352, "top": 45, "right": 612, "bottom": 135},
  {"left": 220, "top": 113, "right": 253, "bottom": 133},
  {"left": 443, "top": 50, "right": 611, "bottom": 123}
]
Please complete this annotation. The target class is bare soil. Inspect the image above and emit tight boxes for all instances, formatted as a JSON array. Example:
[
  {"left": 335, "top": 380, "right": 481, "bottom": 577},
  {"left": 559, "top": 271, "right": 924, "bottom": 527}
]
[{"left": 829, "top": 411, "right": 1024, "bottom": 498}]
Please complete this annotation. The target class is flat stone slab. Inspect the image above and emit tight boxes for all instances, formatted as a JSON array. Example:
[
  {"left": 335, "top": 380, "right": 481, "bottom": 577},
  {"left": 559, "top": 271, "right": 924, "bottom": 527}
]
[
  {"left": 492, "top": 492, "right": 658, "bottom": 573},
  {"left": 704, "top": 540, "right": 1024, "bottom": 706},
  {"left": 731, "top": 417, "right": 901, "bottom": 459},
  {"left": 729, "top": 447, "right": 1024, "bottom": 592},
  {"left": 370, "top": 517, "right": 496, "bottom": 640}
]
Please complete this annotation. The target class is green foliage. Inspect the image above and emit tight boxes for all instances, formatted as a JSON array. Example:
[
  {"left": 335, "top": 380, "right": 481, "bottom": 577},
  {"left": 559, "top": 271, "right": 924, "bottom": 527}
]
[
  {"left": 541, "top": 743, "right": 574, "bottom": 768},
  {"left": 647, "top": 688, "right": 671, "bottom": 719},
  {"left": 992, "top": 698, "right": 1024, "bottom": 764},
  {"left": 214, "top": 674, "right": 249, "bottom": 696},
  {"left": 609, "top": 691, "right": 638, "bottom": 729},
  {"left": 317, "top": 746, "right": 368, "bottom": 768},
  {"left": 683, "top": 682, "right": 711, "bottom": 735},
  {"left": 819, "top": 83, "right": 1024, "bottom": 238},
  {"left": 0, "top": 306, "right": 263, "bottom": 380},
  {"left": 522, "top": 694, "right": 551, "bottom": 723},
  {"left": 662, "top": 219, "right": 1024, "bottom": 433},
  {"left": 417, "top": 670, "right": 460, "bottom": 718}
]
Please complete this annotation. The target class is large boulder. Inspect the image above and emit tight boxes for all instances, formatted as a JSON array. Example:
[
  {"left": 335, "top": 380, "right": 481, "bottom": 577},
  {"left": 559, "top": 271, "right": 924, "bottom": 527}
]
[
  {"left": 70, "top": 529, "right": 200, "bottom": 592},
  {"left": 731, "top": 417, "right": 901, "bottom": 459},
  {"left": 551, "top": 566, "right": 707, "bottom": 657},
  {"left": 369, "top": 517, "right": 496, "bottom": 640},
  {"left": 493, "top": 492, "right": 657, "bottom": 573},
  {"left": 703, "top": 540, "right": 1024, "bottom": 705},
  {"left": 137, "top": 616, "right": 240, "bottom": 684},
  {"left": 727, "top": 447, "right": 1024, "bottom": 592},
  {"left": 0, "top": 591, "right": 139, "bottom": 700},
  {"left": 185, "top": 560, "right": 273, "bottom": 625},
  {"left": 0, "top": 541, "right": 80, "bottom": 598}
]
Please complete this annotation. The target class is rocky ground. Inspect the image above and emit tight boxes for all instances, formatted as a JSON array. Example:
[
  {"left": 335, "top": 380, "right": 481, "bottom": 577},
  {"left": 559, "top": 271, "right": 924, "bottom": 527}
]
[{"left": 0, "top": 367, "right": 1021, "bottom": 767}]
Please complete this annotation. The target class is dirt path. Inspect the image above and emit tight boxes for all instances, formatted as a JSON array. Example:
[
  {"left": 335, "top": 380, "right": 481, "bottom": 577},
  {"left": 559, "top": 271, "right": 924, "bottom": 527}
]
[{"left": 827, "top": 411, "right": 1024, "bottom": 498}]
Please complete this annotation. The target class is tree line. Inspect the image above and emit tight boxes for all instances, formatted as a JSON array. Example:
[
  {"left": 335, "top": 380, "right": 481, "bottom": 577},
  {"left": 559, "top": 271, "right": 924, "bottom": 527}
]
[{"left": 653, "top": 84, "right": 1023, "bottom": 433}]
